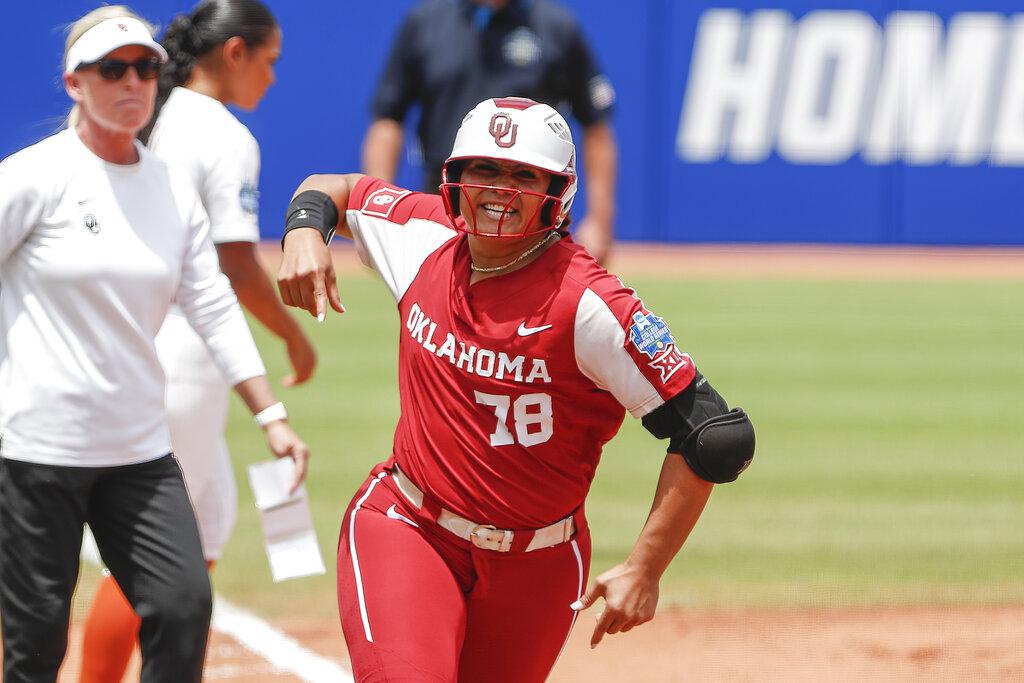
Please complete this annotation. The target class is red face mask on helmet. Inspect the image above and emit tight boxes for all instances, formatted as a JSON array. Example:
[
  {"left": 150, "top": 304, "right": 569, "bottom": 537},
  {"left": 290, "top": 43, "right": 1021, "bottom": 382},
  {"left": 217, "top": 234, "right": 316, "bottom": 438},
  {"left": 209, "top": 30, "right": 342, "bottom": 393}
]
[{"left": 440, "top": 97, "right": 577, "bottom": 238}]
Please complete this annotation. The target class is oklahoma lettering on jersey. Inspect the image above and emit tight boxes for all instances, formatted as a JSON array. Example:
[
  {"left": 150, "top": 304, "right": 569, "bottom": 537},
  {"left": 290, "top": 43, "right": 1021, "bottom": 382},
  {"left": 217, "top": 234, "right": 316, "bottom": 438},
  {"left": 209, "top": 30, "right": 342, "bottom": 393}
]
[
  {"left": 346, "top": 177, "right": 695, "bottom": 528},
  {"left": 405, "top": 302, "right": 552, "bottom": 384}
]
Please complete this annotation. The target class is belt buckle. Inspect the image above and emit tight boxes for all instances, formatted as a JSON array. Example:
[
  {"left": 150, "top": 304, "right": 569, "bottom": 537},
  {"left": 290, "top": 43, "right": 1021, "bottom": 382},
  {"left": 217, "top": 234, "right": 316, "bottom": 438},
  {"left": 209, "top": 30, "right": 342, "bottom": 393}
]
[{"left": 470, "top": 524, "right": 512, "bottom": 552}]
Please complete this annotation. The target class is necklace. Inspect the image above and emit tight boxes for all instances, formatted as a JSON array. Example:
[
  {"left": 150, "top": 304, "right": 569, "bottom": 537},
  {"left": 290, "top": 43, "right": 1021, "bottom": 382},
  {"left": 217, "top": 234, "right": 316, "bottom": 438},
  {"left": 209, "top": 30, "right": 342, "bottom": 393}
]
[{"left": 470, "top": 231, "right": 558, "bottom": 273}]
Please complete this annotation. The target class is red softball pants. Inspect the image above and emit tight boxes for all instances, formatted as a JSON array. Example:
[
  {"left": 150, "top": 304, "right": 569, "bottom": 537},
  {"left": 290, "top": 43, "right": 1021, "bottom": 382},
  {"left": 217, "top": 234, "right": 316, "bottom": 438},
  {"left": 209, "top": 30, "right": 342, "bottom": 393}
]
[{"left": 337, "top": 465, "right": 592, "bottom": 682}]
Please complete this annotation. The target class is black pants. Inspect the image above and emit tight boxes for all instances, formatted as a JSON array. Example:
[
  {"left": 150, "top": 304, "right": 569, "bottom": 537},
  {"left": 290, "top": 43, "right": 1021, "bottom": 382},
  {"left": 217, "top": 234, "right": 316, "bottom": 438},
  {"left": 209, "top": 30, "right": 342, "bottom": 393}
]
[{"left": 0, "top": 454, "right": 211, "bottom": 683}]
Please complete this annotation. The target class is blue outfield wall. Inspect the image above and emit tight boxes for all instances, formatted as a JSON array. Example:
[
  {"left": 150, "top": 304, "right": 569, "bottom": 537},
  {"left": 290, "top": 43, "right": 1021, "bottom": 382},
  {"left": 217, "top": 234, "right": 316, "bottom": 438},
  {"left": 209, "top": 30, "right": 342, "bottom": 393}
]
[{"left": 3, "top": 1, "right": 1021, "bottom": 245}]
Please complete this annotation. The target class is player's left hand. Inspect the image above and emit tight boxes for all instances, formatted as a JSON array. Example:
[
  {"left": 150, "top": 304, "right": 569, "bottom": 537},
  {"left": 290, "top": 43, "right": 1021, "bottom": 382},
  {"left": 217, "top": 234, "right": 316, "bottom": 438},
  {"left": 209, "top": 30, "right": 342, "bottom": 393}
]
[
  {"left": 571, "top": 561, "right": 659, "bottom": 648},
  {"left": 573, "top": 215, "right": 613, "bottom": 266},
  {"left": 263, "top": 420, "right": 310, "bottom": 493}
]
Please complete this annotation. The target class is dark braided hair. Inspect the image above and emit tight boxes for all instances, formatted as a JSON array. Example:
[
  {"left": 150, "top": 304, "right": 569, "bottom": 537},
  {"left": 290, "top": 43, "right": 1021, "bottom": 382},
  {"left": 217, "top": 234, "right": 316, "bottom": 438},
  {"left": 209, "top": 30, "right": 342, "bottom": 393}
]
[{"left": 139, "top": 0, "right": 276, "bottom": 142}]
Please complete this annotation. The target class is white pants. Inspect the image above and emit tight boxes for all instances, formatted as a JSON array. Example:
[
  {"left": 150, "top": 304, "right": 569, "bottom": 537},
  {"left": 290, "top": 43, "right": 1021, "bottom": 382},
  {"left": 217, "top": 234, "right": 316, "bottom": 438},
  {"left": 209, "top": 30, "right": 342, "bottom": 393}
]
[{"left": 154, "top": 312, "right": 236, "bottom": 561}]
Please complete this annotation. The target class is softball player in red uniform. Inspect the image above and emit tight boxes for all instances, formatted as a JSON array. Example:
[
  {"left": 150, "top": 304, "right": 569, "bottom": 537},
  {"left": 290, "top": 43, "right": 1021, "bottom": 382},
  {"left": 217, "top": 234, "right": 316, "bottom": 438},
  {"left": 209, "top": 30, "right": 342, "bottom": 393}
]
[{"left": 278, "top": 97, "right": 755, "bottom": 681}]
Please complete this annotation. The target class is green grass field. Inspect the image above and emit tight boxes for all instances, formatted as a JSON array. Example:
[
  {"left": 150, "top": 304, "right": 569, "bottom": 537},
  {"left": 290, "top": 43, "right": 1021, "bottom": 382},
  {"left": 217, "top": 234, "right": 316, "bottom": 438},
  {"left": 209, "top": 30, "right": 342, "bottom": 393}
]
[{"left": 213, "top": 273, "right": 1024, "bottom": 622}]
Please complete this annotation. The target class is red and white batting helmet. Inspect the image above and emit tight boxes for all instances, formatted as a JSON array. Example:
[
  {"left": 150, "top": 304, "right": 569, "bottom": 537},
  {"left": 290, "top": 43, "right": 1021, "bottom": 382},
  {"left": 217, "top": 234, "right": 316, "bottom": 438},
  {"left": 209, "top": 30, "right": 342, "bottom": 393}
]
[{"left": 441, "top": 97, "right": 577, "bottom": 237}]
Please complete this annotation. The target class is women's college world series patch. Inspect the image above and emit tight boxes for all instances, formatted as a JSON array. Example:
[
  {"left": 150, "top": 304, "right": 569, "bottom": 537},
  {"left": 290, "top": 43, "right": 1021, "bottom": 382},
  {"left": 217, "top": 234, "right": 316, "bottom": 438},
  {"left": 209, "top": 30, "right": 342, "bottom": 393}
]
[
  {"left": 240, "top": 182, "right": 260, "bottom": 215},
  {"left": 629, "top": 312, "right": 691, "bottom": 382},
  {"left": 628, "top": 312, "right": 675, "bottom": 359}
]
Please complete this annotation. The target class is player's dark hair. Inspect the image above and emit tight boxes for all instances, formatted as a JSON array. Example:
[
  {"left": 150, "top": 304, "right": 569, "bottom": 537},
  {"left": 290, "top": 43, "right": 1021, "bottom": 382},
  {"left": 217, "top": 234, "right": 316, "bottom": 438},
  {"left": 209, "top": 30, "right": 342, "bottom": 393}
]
[{"left": 139, "top": 0, "right": 277, "bottom": 142}]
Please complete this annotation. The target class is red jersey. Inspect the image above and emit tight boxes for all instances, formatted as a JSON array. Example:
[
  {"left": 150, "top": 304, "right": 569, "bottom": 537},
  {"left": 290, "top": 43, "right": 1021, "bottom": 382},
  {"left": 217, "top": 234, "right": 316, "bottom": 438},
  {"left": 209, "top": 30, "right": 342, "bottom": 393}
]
[{"left": 346, "top": 178, "right": 696, "bottom": 528}]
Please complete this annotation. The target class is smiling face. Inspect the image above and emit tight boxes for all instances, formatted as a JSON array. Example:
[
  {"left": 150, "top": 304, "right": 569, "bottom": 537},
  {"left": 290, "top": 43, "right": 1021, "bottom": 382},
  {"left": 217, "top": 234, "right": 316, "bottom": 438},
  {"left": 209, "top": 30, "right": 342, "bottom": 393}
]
[
  {"left": 226, "top": 27, "right": 282, "bottom": 111},
  {"left": 458, "top": 158, "right": 553, "bottom": 237},
  {"left": 65, "top": 44, "right": 158, "bottom": 136}
]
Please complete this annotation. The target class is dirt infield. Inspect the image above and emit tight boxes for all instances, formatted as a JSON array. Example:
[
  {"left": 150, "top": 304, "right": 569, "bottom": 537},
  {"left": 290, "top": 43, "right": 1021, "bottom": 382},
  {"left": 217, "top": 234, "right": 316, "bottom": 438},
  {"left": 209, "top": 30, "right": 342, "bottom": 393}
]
[
  {"left": 266, "top": 605, "right": 1024, "bottom": 682},
  {"left": 260, "top": 242, "right": 1024, "bottom": 280},
  {"left": 606, "top": 243, "right": 1024, "bottom": 280},
  {"left": 550, "top": 605, "right": 1024, "bottom": 682},
  {"left": 57, "top": 604, "right": 1024, "bottom": 681}
]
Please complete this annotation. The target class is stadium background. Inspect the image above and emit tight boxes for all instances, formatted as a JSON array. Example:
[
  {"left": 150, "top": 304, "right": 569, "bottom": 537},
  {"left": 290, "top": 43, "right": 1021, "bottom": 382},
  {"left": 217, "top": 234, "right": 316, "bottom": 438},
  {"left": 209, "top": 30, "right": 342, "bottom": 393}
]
[
  {"left": 2, "top": 1, "right": 1022, "bottom": 680},
  {"left": 3, "top": 1, "right": 1022, "bottom": 245}
]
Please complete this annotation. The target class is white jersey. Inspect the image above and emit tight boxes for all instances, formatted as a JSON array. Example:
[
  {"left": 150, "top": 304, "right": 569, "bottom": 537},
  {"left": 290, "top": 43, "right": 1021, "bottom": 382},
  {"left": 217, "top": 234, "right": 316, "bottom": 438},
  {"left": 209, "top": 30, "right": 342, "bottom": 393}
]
[
  {"left": 148, "top": 87, "right": 261, "bottom": 245},
  {"left": 0, "top": 128, "right": 265, "bottom": 467},
  {"left": 147, "top": 87, "right": 264, "bottom": 559}
]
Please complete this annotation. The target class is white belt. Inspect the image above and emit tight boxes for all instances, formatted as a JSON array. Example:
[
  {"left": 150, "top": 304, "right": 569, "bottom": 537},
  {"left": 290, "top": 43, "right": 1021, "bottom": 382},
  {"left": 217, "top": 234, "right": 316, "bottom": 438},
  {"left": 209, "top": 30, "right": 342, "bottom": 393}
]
[{"left": 391, "top": 466, "right": 575, "bottom": 553}]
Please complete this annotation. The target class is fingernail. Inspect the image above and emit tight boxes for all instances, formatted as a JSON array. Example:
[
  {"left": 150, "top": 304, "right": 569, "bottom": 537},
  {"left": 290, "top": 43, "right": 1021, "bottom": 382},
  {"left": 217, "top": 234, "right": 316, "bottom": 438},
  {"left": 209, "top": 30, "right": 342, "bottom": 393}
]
[
  {"left": 317, "top": 312, "right": 325, "bottom": 323},
  {"left": 570, "top": 600, "right": 583, "bottom": 611}
]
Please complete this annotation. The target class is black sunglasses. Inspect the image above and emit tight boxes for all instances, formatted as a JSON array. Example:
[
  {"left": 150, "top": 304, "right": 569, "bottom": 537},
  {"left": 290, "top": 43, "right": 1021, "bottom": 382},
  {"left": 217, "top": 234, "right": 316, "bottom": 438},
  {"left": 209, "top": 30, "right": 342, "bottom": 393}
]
[{"left": 79, "top": 58, "right": 161, "bottom": 82}]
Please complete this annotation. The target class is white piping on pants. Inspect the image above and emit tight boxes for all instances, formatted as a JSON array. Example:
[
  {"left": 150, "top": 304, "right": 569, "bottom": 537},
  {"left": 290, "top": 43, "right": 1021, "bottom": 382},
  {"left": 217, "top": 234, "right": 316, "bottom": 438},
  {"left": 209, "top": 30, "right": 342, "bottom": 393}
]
[
  {"left": 349, "top": 473, "right": 386, "bottom": 642},
  {"left": 552, "top": 538, "right": 586, "bottom": 671}
]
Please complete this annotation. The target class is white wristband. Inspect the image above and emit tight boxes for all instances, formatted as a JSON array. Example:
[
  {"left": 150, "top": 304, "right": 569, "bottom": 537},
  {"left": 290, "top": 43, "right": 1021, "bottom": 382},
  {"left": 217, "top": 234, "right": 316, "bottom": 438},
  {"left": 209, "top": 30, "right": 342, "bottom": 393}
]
[{"left": 254, "top": 402, "right": 287, "bottom": 427}]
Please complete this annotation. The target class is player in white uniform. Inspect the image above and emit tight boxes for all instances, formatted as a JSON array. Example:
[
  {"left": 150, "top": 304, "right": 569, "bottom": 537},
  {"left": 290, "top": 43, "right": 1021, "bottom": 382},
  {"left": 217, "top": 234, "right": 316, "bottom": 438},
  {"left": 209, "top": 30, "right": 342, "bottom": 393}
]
[
  {"left": 0, "top": 9, "right": 308, "bottom": 682},
  {"left": 77, "top": 3, "right": 313, "bottom": 681},
  {"left": 148, "top": 2, "right": 310, "bottom": 564}
]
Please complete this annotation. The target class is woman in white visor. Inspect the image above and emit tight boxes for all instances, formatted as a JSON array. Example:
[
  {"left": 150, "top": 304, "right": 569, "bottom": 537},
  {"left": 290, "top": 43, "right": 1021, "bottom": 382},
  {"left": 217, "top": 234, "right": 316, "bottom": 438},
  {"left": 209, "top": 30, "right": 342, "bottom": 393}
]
[
  {"left": 0, "top": 7, "right": 309, "bottom": 682},
  {"left": 77, "top": 3, "right": 318, "bottom": 680}
]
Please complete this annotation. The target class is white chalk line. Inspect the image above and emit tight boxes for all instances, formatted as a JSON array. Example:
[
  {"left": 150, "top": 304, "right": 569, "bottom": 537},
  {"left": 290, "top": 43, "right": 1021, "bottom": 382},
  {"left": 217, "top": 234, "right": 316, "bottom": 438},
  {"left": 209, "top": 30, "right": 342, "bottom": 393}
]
[
  {"left": 81, "top": 529, "right": 352, "bottom": 682},
  {"left": 211, "top": 598, "right": 353, "bottom": 682}
]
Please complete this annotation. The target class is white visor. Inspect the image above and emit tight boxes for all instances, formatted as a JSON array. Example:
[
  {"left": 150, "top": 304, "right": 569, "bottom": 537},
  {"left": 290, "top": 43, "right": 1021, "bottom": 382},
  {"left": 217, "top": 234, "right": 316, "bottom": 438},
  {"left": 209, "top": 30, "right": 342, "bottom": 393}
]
[{"left": 64, "top": 17, "right": 167, "bottom": 74}]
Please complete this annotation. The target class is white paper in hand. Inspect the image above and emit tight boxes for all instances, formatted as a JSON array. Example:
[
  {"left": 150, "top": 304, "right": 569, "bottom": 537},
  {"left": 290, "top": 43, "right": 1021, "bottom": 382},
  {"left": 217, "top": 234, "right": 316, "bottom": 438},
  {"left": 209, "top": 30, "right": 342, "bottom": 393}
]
[
  {"left": 249, "top": 457, "right": 302, "bottom": 510},
  {"left": 247, "top": 459, "right": 325, "bottom": 582}
]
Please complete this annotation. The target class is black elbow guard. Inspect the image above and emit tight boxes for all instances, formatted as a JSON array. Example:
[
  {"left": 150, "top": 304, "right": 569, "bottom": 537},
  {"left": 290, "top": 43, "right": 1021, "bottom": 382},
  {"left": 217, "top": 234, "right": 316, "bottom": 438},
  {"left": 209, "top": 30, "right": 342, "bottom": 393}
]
[
  {"left": 681, "top": 408, "right": 755, "bottom": 483},
  {"left": 641, "top": 373, "right": 755, "bottom": 483}
]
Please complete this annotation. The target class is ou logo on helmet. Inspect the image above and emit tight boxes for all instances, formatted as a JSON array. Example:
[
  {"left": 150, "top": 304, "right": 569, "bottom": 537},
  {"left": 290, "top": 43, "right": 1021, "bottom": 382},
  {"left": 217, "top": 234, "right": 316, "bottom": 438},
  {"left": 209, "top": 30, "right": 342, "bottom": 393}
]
[{"left": 488, "top": 113, "right": 518, "bottom": 148}]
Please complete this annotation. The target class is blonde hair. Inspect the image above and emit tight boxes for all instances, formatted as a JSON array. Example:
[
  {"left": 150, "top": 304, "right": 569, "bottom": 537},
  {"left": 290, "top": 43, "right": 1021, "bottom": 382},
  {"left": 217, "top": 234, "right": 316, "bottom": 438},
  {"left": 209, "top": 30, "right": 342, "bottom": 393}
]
[{"left": 65, "top": 6, "right": 157, "bottom": 127}]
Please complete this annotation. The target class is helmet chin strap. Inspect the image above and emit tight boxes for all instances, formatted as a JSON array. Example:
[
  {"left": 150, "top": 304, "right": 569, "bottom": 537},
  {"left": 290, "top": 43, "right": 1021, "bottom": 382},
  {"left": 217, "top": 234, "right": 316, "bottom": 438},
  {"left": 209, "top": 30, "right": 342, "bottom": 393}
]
[{"left": 469, "top": 230, "right": 559, "bottom": 273}]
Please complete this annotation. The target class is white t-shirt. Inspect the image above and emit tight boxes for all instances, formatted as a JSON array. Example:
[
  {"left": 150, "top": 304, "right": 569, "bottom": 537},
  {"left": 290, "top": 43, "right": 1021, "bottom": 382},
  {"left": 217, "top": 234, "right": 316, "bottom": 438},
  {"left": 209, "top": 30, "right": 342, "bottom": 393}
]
[
  {"left": 0, "top": 128, "right": 265, "bottom": 467},
  {"left": 148, "top": 87, "right": 261, "bottom": 245}
]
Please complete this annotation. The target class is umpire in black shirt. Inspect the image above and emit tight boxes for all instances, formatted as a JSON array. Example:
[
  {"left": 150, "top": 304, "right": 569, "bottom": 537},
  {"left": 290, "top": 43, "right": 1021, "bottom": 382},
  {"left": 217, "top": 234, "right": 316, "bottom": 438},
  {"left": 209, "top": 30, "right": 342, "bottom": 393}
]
[{"left": 362, "top": 0, "right": 617, "bottom": 263}]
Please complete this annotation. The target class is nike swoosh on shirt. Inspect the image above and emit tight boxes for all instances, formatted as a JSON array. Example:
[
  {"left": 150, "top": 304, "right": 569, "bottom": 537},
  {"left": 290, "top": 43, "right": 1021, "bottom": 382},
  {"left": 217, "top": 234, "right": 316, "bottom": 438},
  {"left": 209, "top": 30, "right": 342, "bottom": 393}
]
[
  {"left": 517, "top": 322, "right": 553, "bottom": 336},
  {"left": 386, "top": 504, "right": 419, "bottom": 528}
]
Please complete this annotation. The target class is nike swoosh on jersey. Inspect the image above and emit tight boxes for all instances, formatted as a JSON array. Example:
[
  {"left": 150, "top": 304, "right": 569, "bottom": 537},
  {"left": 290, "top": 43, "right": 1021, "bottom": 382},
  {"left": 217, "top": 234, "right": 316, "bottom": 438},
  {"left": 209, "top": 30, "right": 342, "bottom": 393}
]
[
  {"left": 386, "top": 504, "right": 419, "bottom": 528},
  {"left": 517, "top": 322, "right": 554, "bottom": 336}
]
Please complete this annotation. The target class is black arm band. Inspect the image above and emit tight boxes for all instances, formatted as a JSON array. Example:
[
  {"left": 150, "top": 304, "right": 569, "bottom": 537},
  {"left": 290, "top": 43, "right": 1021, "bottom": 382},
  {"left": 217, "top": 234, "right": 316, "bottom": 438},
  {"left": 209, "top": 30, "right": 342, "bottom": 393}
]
[{"left": 282, "top": 190, "right": 340, "bottom": 247}]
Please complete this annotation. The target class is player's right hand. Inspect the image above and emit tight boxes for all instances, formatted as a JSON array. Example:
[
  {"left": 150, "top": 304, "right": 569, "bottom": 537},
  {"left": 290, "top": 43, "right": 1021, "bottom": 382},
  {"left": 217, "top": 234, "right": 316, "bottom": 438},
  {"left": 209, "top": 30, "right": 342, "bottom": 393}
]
[
  {"left": 263, "top": 420, "right": 310, "bottom": 494},
  {"left": 282, "top": 331, "right": 317, "bottom": 387},
  {"left": 277, "top": 228, "right": 345, "bottom": 321}
]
